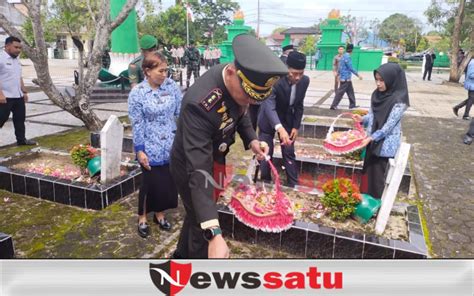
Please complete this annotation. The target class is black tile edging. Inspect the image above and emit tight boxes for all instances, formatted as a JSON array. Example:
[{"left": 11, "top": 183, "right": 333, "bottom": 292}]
[
  {"left": 0, "top": 149, "right": 141, "bottom": 211},
  {"left": 217, "top": 203, "right": 428, "bottom": 259}
]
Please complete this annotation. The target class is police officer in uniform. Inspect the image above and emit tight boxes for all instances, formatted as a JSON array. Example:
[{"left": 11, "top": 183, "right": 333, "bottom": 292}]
[
  {"left": 170, "top": 34, "right": 288, "bottom": 259},
  {"left": 128, "top": 35, "right": 158, "bottom": 88},
  {"left": 183, "top": 40, "right": 201, "bottom": 89}
]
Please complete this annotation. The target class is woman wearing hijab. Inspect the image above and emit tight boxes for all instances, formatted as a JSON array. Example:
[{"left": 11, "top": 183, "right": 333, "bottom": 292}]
[{"left": 353, "top": 63, "right": 410, "bottom": 199}]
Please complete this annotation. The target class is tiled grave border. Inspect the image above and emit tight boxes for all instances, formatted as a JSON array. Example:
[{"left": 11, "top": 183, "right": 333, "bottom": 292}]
[
  {"left": 271, "top": 155, "right": 411, "bottom": 196},
  {"left": 0, "top": 233, "right": 15, "bottom": 259},
  {"left": 0, "top": 148, "right": 141, "bottom": 210},
  {"left": 218, "top": 202, "right": 427, "bottom": 259}
]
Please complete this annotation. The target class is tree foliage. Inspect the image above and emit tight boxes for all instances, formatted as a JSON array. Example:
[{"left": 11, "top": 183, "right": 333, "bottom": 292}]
[
  {"left": 379, "top": 13, "right": 422, "bottom": 52},
  {"left": 139, "top": 5, "right": 189, "bottom": 46},
  {"left": 299, "top": 35, "right": 318, "bottom": 55}
]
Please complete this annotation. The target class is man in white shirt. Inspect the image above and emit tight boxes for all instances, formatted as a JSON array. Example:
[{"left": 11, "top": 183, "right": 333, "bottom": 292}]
[{"left": 0, "top": 36, "right": 36, "bottom": 146}]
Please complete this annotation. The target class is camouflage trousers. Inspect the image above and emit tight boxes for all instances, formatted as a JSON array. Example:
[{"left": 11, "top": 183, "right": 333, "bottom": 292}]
[{"left": 186, "top": 63, "right": 200, "bottom": 87}]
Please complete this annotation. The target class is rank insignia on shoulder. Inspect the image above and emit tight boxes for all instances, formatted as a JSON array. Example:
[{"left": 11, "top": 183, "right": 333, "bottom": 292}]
[{"left": 200, "top": 88, "right": 223, "bottom": 111}]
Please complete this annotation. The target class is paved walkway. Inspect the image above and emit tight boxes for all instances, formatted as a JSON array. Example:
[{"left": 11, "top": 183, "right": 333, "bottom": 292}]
[{"left": 1, "top": 58, "right": 473, "bottom": 258}]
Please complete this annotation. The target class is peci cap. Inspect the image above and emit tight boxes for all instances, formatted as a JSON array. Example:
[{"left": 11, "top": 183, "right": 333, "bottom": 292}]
[
  {"left": 346, "top": 43, "right": 354, "bottom": 51},
  {"left": 233, "top": 34, "right": 288, "bottom": 102},
  {"left": 282, "top": 44, "right": 294, "bottom": 52},
  {"left": 286, "top": 51, "right": 306, "bottom": 70},
  {"left": 139, "top": 35, "right": 158, "bottom": 50}
]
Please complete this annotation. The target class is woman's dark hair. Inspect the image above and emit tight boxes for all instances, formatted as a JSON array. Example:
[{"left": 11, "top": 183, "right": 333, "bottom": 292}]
[{"left": 142, "top": 51, "right": 167, "bottom": 75}]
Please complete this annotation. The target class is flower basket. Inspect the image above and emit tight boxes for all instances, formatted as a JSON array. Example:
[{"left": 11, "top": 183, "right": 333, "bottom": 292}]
[
  {"left": 228, "top": 160, "right": 294, "bottom": 233},
  {"left": 323, "top": 112, "right": 367, "bottom": 155}
]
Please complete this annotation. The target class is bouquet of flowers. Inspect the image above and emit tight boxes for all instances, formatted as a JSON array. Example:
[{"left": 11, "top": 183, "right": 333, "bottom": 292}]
[
  {"left": 321, "top": 178, "right": 362, "bottom": 221},
  {"left": 70, "top": 144, "right": 97, "bottom": 169}
]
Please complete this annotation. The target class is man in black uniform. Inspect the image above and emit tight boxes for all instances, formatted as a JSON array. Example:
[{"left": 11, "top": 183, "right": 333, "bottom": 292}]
[
  {"left": 257, "top": 51, "right": 309, "bottom": 188},
  {"left": 170, "top": 34, "right": 288, "bottom": 259},
  {"left": 183, "top": 40, "right": 201, "bottom": 89}
]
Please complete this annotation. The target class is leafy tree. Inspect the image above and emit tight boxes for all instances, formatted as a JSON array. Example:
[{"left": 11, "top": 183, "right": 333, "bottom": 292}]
[
  {"left": 189, "top": 0, "right": 239, "bottom": 45},
  {"left": 379, "top": 13, "right": 422, "bottom": 52},
  {"left": 299, "top": 35, "right": 318, "bottom": 55},
  {"left": 416, "top": 37, "right": 429, "bottom": 52},
  {"left": 0, "top": 0, "right": 138, "bottom": 131},
  {"left": 425, "top": 0, "right": 473, "bottom": 82}
]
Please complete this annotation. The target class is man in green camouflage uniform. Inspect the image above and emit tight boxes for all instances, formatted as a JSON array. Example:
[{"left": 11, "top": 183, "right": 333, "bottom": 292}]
[
  {"left": 128, "top": 35, "right": 158, "bottom": 88},
  {"left": 183, "top": 40, "right": 201, "bottom": 89}
]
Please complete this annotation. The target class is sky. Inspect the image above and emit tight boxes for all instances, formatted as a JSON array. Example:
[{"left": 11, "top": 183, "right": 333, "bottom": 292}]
[{"left": 160, "top": 0, "right": 434, "bottom": 36}]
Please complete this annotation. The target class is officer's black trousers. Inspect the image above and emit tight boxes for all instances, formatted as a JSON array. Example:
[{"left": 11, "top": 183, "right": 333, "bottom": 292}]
[
  {"left": 258, "top": 131, "right": 298, "bottom": 187},
  {"left": 0, "top": 97, "right": 26, "bottom": 143}
]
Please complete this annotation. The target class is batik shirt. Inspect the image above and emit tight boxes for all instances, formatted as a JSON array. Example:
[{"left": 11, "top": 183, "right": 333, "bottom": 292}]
[
  {"left": 128, "top": 78, "right": 183, "bottom": 166},
  {"left": 338, "top": 53, "right": 358, "bottom": 81},
  {"left": 362, "top": 103, "right": 407, "bottom": 158}
]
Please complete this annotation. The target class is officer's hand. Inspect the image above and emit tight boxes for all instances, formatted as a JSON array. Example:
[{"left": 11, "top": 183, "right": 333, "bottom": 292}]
[
  {"left": 0, "top": 93, "right": 6, "bottom": 104},
  {"left": 23, "top": 93, "right": 28, "bottom": 103},
  {"left": 289, "top": 128, "right": 298, "bottom": 141},
  {"left": 137, "top": 151, "right": 151, "bottom": 171},
  {"left": 249, "top": 140, "right": 269, "bottom": 161},
  {"left": 277, "top": 127, "right": 291, "bottom": 145},
  {"left": 208, "top": 234, "right": 229, "bottom": 258}
]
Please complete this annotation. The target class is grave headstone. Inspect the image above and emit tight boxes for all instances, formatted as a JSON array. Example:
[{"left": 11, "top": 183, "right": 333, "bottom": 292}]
[
  {"left": 100, "top": 115, "right": 124, "bottom": 183},
  {"left": 0, "top": 233, "right": 14, "bottom": 259},
  {"left": 375, "top": 142, "right": 411, "bottom": 235}
]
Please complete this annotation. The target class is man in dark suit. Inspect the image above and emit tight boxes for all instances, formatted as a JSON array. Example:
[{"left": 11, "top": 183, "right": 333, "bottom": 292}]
[
  {"left": 423, "top": 49, "right": 436, "bottom": 81},
  {"left": 257, "top": 51, "right": 309, "bottom": 187}
]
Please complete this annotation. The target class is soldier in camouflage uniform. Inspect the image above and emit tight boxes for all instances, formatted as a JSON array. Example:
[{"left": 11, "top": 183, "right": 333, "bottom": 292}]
[
  {"left": 183, "top": 40, "right": 201, "bottom": 89},
  {"left": 128, "top": 35, "right": 158, "bottom": 88}
]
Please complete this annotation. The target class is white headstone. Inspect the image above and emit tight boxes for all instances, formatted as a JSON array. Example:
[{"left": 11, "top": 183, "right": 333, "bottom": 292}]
[
  {"left": 100, "top": 115, "right": 124, "bottom": 183},
  {"left": 375, "top": 142, "right": 411, "bottom": 235}
]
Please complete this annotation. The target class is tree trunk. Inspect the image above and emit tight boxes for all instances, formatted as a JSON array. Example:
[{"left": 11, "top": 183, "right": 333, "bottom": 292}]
[
  {"left": 449, "top": 0, "right": 466, "bottom": 83},
  {"left": 0, "top": 0, "right": 138, "bottom": 131}
]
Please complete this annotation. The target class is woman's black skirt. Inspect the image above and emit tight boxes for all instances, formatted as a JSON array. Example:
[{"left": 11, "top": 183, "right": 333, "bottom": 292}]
[
  {"left": 362, "top": 144, "right": 389, "bottom": 199},
  {"left": 138, "top": 164, "right": 178, "bottom": 215}
]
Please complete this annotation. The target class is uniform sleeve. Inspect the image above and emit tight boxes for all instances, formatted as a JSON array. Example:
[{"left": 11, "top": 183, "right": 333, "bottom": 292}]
[
  {"left": 237, "top": 112, "right": 258, "bottom": 149},
  {"left": 128, "top": 62, "right": 139, "bottom": 85},
  {"left": 128, "top": 89, "right": 146, "bottom": 152},
  {"left": 371, "top": 103, "right": 407, "bottom": 142},
  {"left": 182, "top": 103, "right": 219, "bottom": 226}
]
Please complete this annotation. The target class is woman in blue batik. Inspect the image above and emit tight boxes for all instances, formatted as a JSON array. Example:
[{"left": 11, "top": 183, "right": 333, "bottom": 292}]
[
  {"left": 128, "top": 51, "right": 183, "bottom": 238},
  {"left": 353, "top": 63, "right": 409, "bottom": 199}
]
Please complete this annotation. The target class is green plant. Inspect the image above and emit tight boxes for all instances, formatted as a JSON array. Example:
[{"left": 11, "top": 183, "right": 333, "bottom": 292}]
[
  {"left": 388, "top": 56, "right": 400, "bottom": 63},
  {"left": 70, "top": 144, "right": 97, "bottom": 169},
  {"left": 321, "top": 178, "right": 362, "bottom": 221}
]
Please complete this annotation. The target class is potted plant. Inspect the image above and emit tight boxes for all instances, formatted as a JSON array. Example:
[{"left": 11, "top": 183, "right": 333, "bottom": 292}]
[
  {"left": 70, "top": 144, "right": 100, "bottom": 176},
  {"left": 321, "top": 178, "right": 362, "bottom": 221}
]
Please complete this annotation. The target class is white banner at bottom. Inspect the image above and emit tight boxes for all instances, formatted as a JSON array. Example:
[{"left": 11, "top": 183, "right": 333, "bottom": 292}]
[{"left": 1, "top": 260, "right": 472, "bottom": 296}]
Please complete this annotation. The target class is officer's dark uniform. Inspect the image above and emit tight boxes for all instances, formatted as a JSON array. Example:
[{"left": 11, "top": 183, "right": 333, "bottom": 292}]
[
  {"left": 170, "top": 34, "right": 288, "bottom": 258},
  {"left": 183, "top": 45, "right": 201, "bottom": 88}
]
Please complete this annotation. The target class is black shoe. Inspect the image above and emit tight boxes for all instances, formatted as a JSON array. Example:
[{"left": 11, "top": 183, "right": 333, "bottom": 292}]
[
  {"left": 428, "top": 79, "right": 431, "bottom": 81},
  {"left": 349, "top": 105, "right": 360, "bottom": 109},
  {"left": 17, "top": 139, "right": 37, "bottom": 146},
  {"left": 453, "top": 107, "right": 459, "bottom": 117},
  {"left": 463, "top": 135, "right": 473, "bottom": 145},
  {"left": 137, "top": 222, "right": 150, "bottom": 238},
  {"left": 170, "top": 249, "right": 184, "bottom": 259},
  {"left": 153, "top": 215, "right": 172, "bottom": 231},
  {"left": 329, "top": 106, "right": 337, "bottom": 110},
  {"left": 462, "top": 116, "right": 471, "bottom": 120}
]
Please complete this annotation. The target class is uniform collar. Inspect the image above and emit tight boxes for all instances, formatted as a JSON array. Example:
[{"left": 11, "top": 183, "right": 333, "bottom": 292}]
[
  {"left": 141, "top": 78, "right": 171, "bottom": 93},
  {"left": 2, "top": 50, "right": 15, "bottom": 60}
]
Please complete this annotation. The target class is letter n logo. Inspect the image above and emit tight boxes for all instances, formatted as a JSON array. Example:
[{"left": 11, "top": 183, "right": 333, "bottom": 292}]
[{"left": 149, "top": 260, "right": 192, "bottom": 295}]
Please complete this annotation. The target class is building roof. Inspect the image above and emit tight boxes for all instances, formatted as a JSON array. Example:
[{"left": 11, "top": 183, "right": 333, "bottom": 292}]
[{"left": 281, "top": 27, "right": 319, "bottom": 35}]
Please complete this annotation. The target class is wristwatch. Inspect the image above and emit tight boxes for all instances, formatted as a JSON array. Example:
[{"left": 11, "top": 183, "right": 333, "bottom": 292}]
[{"left": 203, "top": 227, "right": 222, "bottom": 241}]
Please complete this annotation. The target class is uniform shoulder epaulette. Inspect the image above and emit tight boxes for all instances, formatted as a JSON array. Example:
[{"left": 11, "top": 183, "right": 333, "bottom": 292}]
[{"left": 200, "top": 88, "right": 223, "bottom": 112}]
